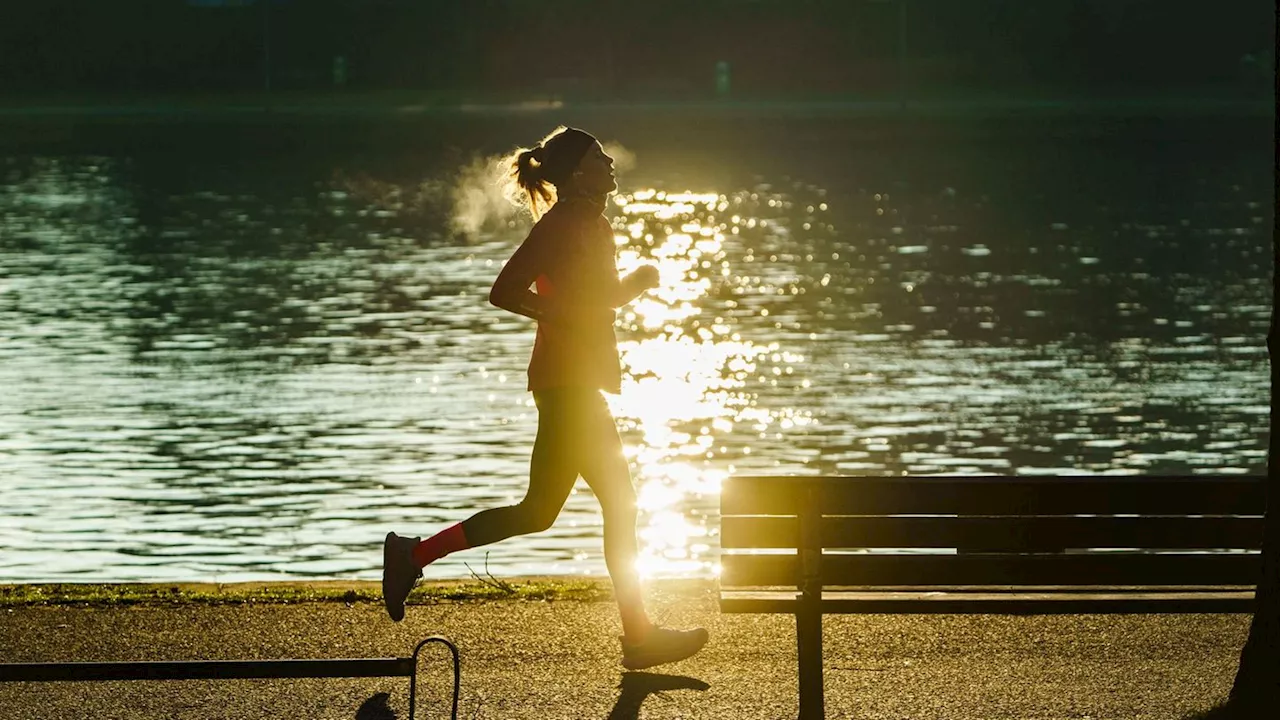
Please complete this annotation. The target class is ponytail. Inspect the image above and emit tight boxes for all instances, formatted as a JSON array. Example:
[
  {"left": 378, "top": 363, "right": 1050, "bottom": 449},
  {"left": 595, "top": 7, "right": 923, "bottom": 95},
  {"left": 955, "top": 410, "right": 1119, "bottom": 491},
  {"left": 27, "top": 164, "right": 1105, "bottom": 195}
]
[{"left": 507, "top": 144, "right": 555, "bottom": 221}]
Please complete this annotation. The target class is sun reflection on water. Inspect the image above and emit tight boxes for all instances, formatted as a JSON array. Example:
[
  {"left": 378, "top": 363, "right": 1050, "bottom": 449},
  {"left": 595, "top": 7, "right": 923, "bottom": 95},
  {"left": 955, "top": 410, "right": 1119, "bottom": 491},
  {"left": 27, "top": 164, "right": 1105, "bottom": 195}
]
[{"left": 606, "top": 188, "right": 815, "bottom": 579}]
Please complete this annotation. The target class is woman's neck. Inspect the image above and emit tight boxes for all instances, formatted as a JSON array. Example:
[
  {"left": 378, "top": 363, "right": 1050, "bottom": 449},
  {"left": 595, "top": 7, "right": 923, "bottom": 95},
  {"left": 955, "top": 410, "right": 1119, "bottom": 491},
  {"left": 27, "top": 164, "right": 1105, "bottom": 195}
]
[{"left": 559, "top": 188, "right": 607, "bottom": 213}]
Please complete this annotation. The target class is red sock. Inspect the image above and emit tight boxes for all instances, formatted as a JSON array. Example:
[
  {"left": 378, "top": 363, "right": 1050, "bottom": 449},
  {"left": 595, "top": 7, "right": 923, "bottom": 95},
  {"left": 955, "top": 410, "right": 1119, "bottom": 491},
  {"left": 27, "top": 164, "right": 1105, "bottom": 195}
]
[{"left": 412, "top": 523, "right": 469, "bottom": 569}]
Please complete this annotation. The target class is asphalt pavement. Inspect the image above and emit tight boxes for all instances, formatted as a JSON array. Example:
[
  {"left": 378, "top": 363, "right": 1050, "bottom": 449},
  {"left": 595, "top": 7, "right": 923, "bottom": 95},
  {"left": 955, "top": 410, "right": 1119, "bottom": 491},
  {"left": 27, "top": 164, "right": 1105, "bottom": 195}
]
[{"left": 0, "top": 581, "right": 1250, "bottom": 719}]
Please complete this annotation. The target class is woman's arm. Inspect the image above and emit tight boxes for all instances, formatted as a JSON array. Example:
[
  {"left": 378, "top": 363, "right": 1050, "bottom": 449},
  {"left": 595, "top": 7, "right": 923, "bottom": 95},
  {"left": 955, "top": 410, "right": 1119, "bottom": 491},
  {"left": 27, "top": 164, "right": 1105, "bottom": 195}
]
[
  {"left": 489, "top": 223, "right": 615, "bottom": 326},
  {"left": 609, "top": 265, "right": 660, "bottom": 308},
  {"left": 488, "top": 225, "right": 559, "bottom": 322}
]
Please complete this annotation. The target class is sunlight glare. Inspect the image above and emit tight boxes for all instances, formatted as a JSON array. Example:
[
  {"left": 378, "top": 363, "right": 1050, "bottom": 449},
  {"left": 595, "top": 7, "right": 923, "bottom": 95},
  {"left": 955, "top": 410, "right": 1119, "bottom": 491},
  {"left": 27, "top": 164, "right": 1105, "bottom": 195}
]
[{"left": 608, "top": 187, "right": 811, "bottom": 577}]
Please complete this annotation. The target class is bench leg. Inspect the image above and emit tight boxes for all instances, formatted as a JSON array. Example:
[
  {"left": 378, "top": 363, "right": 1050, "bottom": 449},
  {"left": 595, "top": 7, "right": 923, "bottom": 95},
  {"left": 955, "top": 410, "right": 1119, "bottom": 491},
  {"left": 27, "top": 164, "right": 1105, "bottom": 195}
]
[{"left": 796, "top": 607, "right": 824, "bottom": 719}]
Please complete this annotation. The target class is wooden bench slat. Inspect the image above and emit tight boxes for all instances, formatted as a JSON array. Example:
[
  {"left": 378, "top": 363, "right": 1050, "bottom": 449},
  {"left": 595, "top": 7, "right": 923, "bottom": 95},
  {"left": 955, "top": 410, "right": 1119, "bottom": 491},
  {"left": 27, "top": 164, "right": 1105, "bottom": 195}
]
[
  {"left": 719, "top": 588, "right": 1256, "bottom": 614},
  {"left": 721, "top": 476, "right": 1264, "bottom": 516},
  {"left": 720, "top": 515, "right": 1264, "bottom": 550},
  {"left": 720, "top": 552, "right": 1262, "bottom": 587}
]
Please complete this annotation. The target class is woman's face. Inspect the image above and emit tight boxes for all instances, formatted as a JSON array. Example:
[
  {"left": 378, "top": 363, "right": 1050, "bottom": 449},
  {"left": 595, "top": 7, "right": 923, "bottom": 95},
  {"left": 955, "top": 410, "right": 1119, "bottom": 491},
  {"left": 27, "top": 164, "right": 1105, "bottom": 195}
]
[{"left": 571, "top": 141, "right": 617, "bottom": 196}]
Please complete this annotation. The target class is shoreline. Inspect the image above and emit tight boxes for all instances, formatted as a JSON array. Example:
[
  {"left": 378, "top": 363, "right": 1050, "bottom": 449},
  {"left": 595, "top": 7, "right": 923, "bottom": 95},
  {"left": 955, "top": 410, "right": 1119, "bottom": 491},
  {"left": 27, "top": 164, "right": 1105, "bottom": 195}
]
[
  {"left": 0, "top": 577, "right": 717, "bottom": 608},
  {"left": 0, "top": 93, "right": 1272, "bottom": 123}
]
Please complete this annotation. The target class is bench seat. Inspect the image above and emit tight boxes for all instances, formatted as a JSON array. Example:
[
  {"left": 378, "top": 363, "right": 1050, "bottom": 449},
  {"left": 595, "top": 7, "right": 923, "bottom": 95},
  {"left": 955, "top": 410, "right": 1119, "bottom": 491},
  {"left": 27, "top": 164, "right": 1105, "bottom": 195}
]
[
  {"left": 720, "top": 585, "right": 1256, "bottom": 614},
  {"left": 718, "top": 474, "right": 1265, "bottom": 718}
]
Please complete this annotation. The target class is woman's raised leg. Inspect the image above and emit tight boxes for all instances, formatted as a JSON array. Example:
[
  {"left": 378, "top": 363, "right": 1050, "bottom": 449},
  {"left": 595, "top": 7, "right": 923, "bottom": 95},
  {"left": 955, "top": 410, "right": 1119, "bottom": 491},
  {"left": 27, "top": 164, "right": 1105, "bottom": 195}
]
[
  {"left": 382, "top": 391, "right": 579, "bottom": 620},
  {"left": 457, "top": 396, "right": 580, "bottom": 548}
]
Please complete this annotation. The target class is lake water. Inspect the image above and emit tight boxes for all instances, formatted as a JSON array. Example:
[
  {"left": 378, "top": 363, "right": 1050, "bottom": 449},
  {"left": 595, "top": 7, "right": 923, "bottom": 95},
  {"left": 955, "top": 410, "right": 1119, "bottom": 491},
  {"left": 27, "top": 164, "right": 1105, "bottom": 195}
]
[{"left": 0, "top": 115, "right": 1272, "bottom": 583}]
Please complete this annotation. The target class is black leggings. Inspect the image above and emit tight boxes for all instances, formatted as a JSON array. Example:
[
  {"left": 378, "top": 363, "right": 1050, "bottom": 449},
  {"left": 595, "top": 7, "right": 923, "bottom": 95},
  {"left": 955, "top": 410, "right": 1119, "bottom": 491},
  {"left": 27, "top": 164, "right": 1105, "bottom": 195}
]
[{"left": 460, "top": 387, "right": 638, "bottom": 565}]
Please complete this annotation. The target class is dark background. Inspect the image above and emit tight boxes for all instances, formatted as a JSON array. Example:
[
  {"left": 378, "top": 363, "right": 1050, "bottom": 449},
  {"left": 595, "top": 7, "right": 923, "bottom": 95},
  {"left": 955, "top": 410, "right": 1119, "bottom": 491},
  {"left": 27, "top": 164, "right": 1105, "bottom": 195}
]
[{"left": 1, "top": 0, "right": 1273, "bottom": 100}]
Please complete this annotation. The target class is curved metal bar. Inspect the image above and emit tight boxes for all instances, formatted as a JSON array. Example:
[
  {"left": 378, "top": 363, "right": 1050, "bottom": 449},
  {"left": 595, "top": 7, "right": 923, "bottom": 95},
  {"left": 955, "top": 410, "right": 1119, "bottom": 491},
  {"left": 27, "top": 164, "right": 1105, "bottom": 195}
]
[{"left": 409, "top": 635, "right": 460, "bottom": 720}]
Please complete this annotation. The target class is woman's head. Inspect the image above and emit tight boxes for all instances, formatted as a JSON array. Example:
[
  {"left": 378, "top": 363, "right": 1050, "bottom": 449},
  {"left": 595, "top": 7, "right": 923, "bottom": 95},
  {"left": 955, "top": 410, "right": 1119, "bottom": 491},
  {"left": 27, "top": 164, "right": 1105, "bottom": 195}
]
[{"left": 504, "top": 126, "right": 616, "bottom": 219}]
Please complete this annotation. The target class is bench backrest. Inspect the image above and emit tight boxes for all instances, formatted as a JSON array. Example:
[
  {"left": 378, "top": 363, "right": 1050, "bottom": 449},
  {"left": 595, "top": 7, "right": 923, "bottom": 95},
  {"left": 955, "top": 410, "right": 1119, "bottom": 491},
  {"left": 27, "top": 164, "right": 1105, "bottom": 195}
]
[{"left": 720, "top": 475, "right": 1265, "bottom": 589}]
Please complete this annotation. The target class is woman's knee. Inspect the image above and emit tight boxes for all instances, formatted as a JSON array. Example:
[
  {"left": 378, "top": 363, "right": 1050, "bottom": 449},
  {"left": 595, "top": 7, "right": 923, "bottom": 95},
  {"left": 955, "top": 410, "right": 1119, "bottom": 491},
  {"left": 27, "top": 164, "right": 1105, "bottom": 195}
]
[
  {"left": 598, "top": 483, "right": 638, "bottom": 522},
  {"left": 513, "top": 498, "right": 561, "bottom": 534},
  {"left": 587, "top": 460, "right": 635, "bottom": 508}
]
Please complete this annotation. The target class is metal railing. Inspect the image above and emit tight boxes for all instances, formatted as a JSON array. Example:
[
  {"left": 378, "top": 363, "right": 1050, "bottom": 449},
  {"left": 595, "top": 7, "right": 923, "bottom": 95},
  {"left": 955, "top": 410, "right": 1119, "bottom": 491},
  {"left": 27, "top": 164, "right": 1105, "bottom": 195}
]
[{"left": 0, "top": 635, "right": 460, "bottom": 720}]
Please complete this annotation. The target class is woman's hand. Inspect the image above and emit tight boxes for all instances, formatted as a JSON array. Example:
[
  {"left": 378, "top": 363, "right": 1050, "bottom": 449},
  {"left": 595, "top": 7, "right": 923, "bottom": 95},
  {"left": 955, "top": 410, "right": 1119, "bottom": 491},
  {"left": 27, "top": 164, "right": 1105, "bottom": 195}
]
[
  {"left": 607, "top": 264, "right": 661, "bottom": 309},
  {"left": 633, "top": 264, "right": 660, "bottom": 290}
]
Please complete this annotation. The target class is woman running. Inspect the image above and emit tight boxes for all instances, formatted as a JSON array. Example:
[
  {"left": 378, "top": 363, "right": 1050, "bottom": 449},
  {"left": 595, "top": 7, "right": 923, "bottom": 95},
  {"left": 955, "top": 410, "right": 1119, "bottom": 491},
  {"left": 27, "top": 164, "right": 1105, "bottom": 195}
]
[{"left": 382, "top": 126, "right": 709, "bottom": 671}]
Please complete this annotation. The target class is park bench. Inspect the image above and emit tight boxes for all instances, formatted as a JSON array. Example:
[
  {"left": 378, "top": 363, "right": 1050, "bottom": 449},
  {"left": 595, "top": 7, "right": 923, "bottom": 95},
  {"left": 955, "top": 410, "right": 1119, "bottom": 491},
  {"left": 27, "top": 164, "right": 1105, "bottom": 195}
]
[
  {"left": 0, "top": 635, "right": 460, "bottom": 720},
  {"left": 719, "top": 475, "right": 1265, "bottom": 719}
]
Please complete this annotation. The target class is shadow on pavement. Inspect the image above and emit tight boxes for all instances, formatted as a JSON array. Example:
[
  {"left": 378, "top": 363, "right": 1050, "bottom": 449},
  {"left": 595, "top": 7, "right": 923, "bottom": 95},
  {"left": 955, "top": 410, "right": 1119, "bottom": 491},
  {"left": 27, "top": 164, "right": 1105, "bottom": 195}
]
[
  {"left": 349, "top": 674, "right": 710, "bottom": 720},
  {"left": 606, "top": 671, "right": 710, "bottom": 720},
  {"left": 1182, "top": 699, "right": 1267, "bottom": 720},
  {"left": 356, "top": 692, "right": 396, "bottom": 720}
]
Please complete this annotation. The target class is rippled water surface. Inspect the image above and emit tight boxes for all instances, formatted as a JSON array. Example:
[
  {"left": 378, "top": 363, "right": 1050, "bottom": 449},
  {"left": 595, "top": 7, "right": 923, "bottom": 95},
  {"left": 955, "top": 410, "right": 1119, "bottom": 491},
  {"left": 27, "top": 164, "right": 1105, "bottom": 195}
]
[{"left": 0, "top": 119, "right": 1271, "bottom": 582}]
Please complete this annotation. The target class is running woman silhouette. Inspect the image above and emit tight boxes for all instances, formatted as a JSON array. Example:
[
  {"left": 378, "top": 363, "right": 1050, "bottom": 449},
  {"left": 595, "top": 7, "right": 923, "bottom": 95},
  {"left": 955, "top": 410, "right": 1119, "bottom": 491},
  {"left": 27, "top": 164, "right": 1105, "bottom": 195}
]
[{"left": 382, "top": 126, "right": 709, "bottom": 670}]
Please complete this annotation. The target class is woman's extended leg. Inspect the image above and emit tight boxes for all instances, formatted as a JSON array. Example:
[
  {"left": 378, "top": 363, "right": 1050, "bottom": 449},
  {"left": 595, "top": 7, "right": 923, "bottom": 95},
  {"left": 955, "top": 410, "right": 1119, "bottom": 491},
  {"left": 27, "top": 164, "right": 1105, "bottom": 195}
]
[
  {"left": 574, "top": 391, "right": 651, "bottom": 641},
  {"left": 576, "top": 390, "right": 709, "bottom": 668}
]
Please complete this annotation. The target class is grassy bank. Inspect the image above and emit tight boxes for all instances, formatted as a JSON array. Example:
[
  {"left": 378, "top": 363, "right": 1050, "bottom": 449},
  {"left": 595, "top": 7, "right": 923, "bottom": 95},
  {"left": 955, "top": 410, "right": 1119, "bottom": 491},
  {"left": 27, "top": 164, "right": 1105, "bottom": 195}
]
[{"left": 0, "top": 578, "right": 633, "bottom": 608}]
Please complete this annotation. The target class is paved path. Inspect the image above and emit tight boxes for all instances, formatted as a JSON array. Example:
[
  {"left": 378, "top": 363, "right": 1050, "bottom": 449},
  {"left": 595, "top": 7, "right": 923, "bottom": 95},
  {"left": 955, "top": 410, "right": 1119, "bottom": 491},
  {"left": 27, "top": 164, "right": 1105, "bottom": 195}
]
[{"left": 0, "top": 581, "right": 1248, "bottom": 719}]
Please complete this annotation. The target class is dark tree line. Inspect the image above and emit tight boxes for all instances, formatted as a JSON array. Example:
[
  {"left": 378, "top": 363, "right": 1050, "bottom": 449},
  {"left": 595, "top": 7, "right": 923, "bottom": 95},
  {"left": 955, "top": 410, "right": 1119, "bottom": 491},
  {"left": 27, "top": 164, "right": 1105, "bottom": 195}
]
[{"left": 0, "top": 0, "right": 1272, "bottom": 97}]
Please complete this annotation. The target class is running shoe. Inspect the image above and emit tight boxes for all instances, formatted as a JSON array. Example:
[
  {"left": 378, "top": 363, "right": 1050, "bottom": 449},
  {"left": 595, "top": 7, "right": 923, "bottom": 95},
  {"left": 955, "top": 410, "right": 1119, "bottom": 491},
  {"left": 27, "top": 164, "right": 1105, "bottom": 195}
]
[
  {"left": 382, "top": 531, "right": 422, "bottom": 622},
  {"left": 620, "top": 626, "right": 710, "bottom": 670}
]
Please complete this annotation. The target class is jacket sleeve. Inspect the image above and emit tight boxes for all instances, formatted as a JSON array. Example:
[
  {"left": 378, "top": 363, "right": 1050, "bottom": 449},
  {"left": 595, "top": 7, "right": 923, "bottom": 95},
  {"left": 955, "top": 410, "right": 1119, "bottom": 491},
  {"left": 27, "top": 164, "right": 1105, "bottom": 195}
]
[{"left": 488, "top": 217, "right": 559, "bottom": 321}]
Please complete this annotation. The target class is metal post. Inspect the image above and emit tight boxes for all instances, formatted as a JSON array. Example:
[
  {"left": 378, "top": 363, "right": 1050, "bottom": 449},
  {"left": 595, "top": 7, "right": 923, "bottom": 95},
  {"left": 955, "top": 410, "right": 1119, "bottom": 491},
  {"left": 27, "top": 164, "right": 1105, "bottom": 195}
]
[
  {"left": 796, "top": 482, "right": 824, "bottom": 719},
  {"left": 0, "top": 636, "right": 461, "bottom": 720},
  {"left": 410, "top": 636, "right": 461, "bottom": 720}
]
